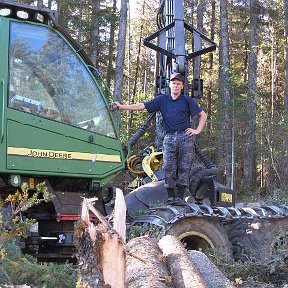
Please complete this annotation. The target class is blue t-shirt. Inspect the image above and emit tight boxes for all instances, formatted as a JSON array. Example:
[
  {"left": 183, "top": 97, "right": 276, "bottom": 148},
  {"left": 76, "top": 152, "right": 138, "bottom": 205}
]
[{"left": 144, "top": 94, "right": 202, "bottom": 132}]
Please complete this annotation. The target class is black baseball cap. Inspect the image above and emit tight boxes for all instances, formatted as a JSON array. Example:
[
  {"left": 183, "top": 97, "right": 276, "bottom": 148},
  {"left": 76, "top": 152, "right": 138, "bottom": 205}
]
[{"left": 170, "top": 73, "right": 184, "bottom": 82}]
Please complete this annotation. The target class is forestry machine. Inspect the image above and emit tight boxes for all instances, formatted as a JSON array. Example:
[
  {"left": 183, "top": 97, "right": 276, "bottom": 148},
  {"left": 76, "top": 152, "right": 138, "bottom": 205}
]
[
  {"left": 121, "top": 0, "right": 288, "bottom": 262},
  {"left": 0, "top": 0, "right": 287, "bottom": 263}
]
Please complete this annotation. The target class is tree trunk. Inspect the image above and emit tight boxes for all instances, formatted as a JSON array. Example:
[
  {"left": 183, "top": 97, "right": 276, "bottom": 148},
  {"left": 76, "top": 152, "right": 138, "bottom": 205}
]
[
  {"left": 193, "top": 0, "right": 205, "bottom": 81},
  {"left": 58, "top": 0, "right": 71, "bottom": 28},
  {"left": 77, "top": 1, "right": 83, "bottom": 43},
  {"left": 90, "top": 0, "right": 101, "bottom": 67},
  {"left": 76, "top": 196, "right": 126, "bottom": 288},
  {"left": 190, "top": 0, "right": 205, "bottom": 131},
  {"left": 126, "top": 236, "right": 172, "bottom": 288},
  {"left": 158, "top": 235, "right": 207, "bottom": 288},
  {"left": 106, "top": 0, "right": 117, "bottom": 90},
  {"left": 113, "top": 0, "right": 128, "bottom": 103},
  {"left": 284, "top": 0, "right": 288, "bottom": 181},
  {"left": 188, "top": 251, "right": 235, "bottom": 288},
  {"left": 127, "top": 1, "right": 146, "bottom": 137},
  {"left": 128, "top": 20, "right": 145, "bottom": 136},
  {"left": 216, "top": 0, "right": 233, "bottom": 187},
  {"left": 207, "top": 0, "right": 216, "bottom": 138},
  {"left": 243, "top": 0, "right": 259, "bottom": 192},
  {"left": 127, "top": 2, "right": 132, "bottom": 134}
]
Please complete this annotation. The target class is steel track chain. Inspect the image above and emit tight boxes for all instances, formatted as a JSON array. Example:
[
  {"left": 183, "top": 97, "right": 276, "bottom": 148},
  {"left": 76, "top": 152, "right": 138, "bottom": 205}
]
[{"left": 131, "top": 203, "right": 288, "bottom": 228}]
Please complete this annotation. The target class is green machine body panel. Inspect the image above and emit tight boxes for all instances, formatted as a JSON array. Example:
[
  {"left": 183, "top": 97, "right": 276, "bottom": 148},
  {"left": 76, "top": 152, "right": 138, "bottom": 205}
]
[
  {"left": 0, "top": 1, "right": 127, "bottom": 260},
  {"left": 0, "top": 6, "right": 125, "bottom": 187}
]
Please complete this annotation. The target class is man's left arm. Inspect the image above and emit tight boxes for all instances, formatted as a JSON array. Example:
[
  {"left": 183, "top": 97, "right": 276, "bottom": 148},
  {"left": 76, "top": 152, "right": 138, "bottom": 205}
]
[
  {"left": 195, "top": 110, "right": 207, "bottom": 134},
  {"left": 185, "top": 110, "right": 207, "bottom": 136}
]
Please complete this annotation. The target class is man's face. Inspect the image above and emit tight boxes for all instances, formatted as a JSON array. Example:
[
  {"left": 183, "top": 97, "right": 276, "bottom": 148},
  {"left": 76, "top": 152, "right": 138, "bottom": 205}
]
[{"left": 170, "top": 79, "right": 184, "bottom": 96}]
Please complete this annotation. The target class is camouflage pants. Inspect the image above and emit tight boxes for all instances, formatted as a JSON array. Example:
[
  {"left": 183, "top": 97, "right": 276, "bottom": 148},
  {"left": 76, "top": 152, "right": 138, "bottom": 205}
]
[{"left": 163, "top": 133, "right": 195, "bottom": 190}]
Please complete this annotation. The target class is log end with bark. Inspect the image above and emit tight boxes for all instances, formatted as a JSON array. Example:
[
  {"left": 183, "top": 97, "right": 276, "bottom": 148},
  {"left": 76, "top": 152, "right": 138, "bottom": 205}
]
[{"left": 126, "top": 236, "right": 173, "bottom": 288}]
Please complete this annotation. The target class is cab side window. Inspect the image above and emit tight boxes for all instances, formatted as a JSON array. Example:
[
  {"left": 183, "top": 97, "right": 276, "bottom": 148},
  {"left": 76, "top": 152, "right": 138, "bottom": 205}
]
[{"left": 8, "top": 22, "right": 116, "bottom": 138}]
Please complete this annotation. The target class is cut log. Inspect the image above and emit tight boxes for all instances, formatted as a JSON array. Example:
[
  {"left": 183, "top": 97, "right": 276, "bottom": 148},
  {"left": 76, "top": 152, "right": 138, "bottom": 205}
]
[
  {"left": 113, "top": 188, "right": 126, "bottom": 243},
  {"left": 75, "top": 193, "right": 126, "bottom": 288},
  {"left": 158, "top": 235, "right": 207, "bottom": 288},
  {"left": 126, "top": 236, "right": 172, "bottom": 288},
  {"left": 188, "top": 250, "right": 235, "bottom": 288}
]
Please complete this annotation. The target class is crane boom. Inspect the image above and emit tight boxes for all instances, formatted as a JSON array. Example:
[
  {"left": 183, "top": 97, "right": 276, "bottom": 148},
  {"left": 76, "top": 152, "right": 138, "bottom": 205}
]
[{"left": 144, "top": 0, "right": 216, "bottom": 96}]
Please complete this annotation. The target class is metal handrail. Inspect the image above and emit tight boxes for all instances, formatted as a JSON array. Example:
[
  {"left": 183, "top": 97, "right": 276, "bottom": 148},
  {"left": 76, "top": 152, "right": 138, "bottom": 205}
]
[
  {"left": 86, "top": 65, "right": 130, "bottom": 160},
  {"left": 1, "top": 79, "right": 5, "bottom": 143}
]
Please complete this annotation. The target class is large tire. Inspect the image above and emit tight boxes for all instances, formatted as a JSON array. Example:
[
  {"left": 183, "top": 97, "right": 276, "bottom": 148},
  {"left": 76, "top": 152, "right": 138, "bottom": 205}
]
[
  {"left": 165, "top": 216, "right": 232, "bottom": 259},
  {"left": 227, "top": 217, "right": 288, "bottom": 262}
]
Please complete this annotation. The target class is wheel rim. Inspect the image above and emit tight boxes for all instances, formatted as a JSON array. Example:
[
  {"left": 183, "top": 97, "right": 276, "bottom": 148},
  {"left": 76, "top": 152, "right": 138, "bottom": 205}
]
[{"left": 178, "top": 231, "right": 215, "bottom": 251}]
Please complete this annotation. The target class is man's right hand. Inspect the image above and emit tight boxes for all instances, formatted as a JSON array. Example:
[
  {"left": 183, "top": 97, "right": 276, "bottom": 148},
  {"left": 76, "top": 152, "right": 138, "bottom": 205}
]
[
  {"left": 111, "top": 102, "right": 121, "bottom": 110},
  {"left": 111, "top": 102, "right": 145, "bottom": 111}
]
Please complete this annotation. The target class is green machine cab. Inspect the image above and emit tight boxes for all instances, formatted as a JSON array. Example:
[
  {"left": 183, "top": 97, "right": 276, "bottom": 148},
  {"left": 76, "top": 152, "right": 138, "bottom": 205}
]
[{"left": 0, "top": 1, "right": 126, "bottom": 260}]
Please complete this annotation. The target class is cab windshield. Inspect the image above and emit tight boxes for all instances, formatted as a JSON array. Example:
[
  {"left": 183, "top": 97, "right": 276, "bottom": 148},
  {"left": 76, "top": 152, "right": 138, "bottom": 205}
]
[{"left": 8, "top": 21, "right": 116, "bottom": 138}]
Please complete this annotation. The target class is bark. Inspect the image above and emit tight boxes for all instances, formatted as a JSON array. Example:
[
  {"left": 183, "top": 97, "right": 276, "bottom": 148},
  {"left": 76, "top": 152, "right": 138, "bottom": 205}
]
[
  {"left": 216, "top": 0, "right": 233, "bottom": 187},
  {"left": 76, "top": 195, "right": 126, "bottom": 288},
  {"left": 106, "top": 0, "right": 117, "bottom": 90},
  {"left": 113, "top": 0, "right": 128, "bottom": 103},
  {"left": 158, "top": 235, "right": 207, "bottom": 288},
  {"left": 127, "top": 2, "right": 132, "bottom": 134},
  {"left": 243, "top": 0, "right": 259, "bottom": 192},
  {"left": 193, "top": 0, "right": 205, "bottom": 81},
  {"left": 90, "top": 0, "right": 101, "bottom": 67},
  {"left": 219, "top": 0, "right": 233, "bottom": 188},
  {"left": 191, "top": 0, "right": 205, "bottom": 128},
  {"left": 207, "top": 0, "right": 215, "bottom": 137},
  {"left": 128, "top": 2, "right": 145, "bottom": 135},
  {"left": 57, "top": 0, "right": 69, "bottom": 29},
  {"left": 243, "top": 39, "right": 248, "bottom": 83},
  {"left": 77, "top": 1, "right": 83, "bottom": 43},
  {"left": 284, "top": 0, "right": 288, "bottom": 179},
  {"left": 270, "top": 22, "right": 276, "bottom": 118},
  {"left": 126, "top": 236, "right": 172, "bottom": 288},
  {"left": 188, "top": 251, "right": 235, "bottom": 288}
]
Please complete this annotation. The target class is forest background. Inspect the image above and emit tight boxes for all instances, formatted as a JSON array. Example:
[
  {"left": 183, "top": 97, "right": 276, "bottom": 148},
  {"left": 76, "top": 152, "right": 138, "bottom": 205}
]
[{"left": 16, "top": 0, "right": 288, "bottom": 201}]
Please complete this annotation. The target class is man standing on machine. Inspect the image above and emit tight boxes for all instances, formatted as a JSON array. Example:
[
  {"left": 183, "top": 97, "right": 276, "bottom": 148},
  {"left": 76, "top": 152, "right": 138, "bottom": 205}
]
[{"left": 112, "top": 72, "right": 207, "bottom": 204}]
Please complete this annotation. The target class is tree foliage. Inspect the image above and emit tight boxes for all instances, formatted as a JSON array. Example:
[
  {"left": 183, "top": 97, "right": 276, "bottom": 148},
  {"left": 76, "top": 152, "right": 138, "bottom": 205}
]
[{"left": 0, "top": 182, "right": 53, "bottom": 258}]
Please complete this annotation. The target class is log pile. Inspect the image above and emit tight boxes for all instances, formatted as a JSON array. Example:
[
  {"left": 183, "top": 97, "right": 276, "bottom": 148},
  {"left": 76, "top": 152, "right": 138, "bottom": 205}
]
[{"left": 75, "top": 192, "right": 235, "bottom": 288}]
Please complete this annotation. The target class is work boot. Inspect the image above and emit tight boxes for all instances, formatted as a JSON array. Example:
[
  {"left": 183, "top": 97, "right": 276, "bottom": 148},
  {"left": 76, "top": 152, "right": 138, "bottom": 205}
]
[
  {"left": 166, "top": 188, "right": 175, "bottom": 204},
  {"left": 174, "top": 197, "right": 184, "bottom": 205},
  {"left": 176, "top": 185, "right": 186, "bottom": 202},
  {"left": 167, "top": 197, "right": 175, "bottom": 204}
]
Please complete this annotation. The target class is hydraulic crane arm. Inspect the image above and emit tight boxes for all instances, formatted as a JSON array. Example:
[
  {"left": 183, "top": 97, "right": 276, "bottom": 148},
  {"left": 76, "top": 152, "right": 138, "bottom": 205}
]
[
  {"left": 143, "top": 0, "right": 216, "bottom": 96},
  {"left": 128, "top": 0, "right": 216, "bottom": 151}
]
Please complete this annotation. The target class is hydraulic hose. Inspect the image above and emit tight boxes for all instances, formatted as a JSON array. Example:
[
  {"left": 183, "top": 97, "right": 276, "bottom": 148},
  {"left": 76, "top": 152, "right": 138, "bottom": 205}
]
[
  {"left": 194, "top": 143, "right": 215, "bottom": 169},
  {"left": 128, "top": 112, "right": 156, "bottom": 148},
  {"left": 190, "top": 144, "right": 219, "bottom": 195},
  {"left": 189, "top": 167, "right": 219, "bottom": 195}
]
